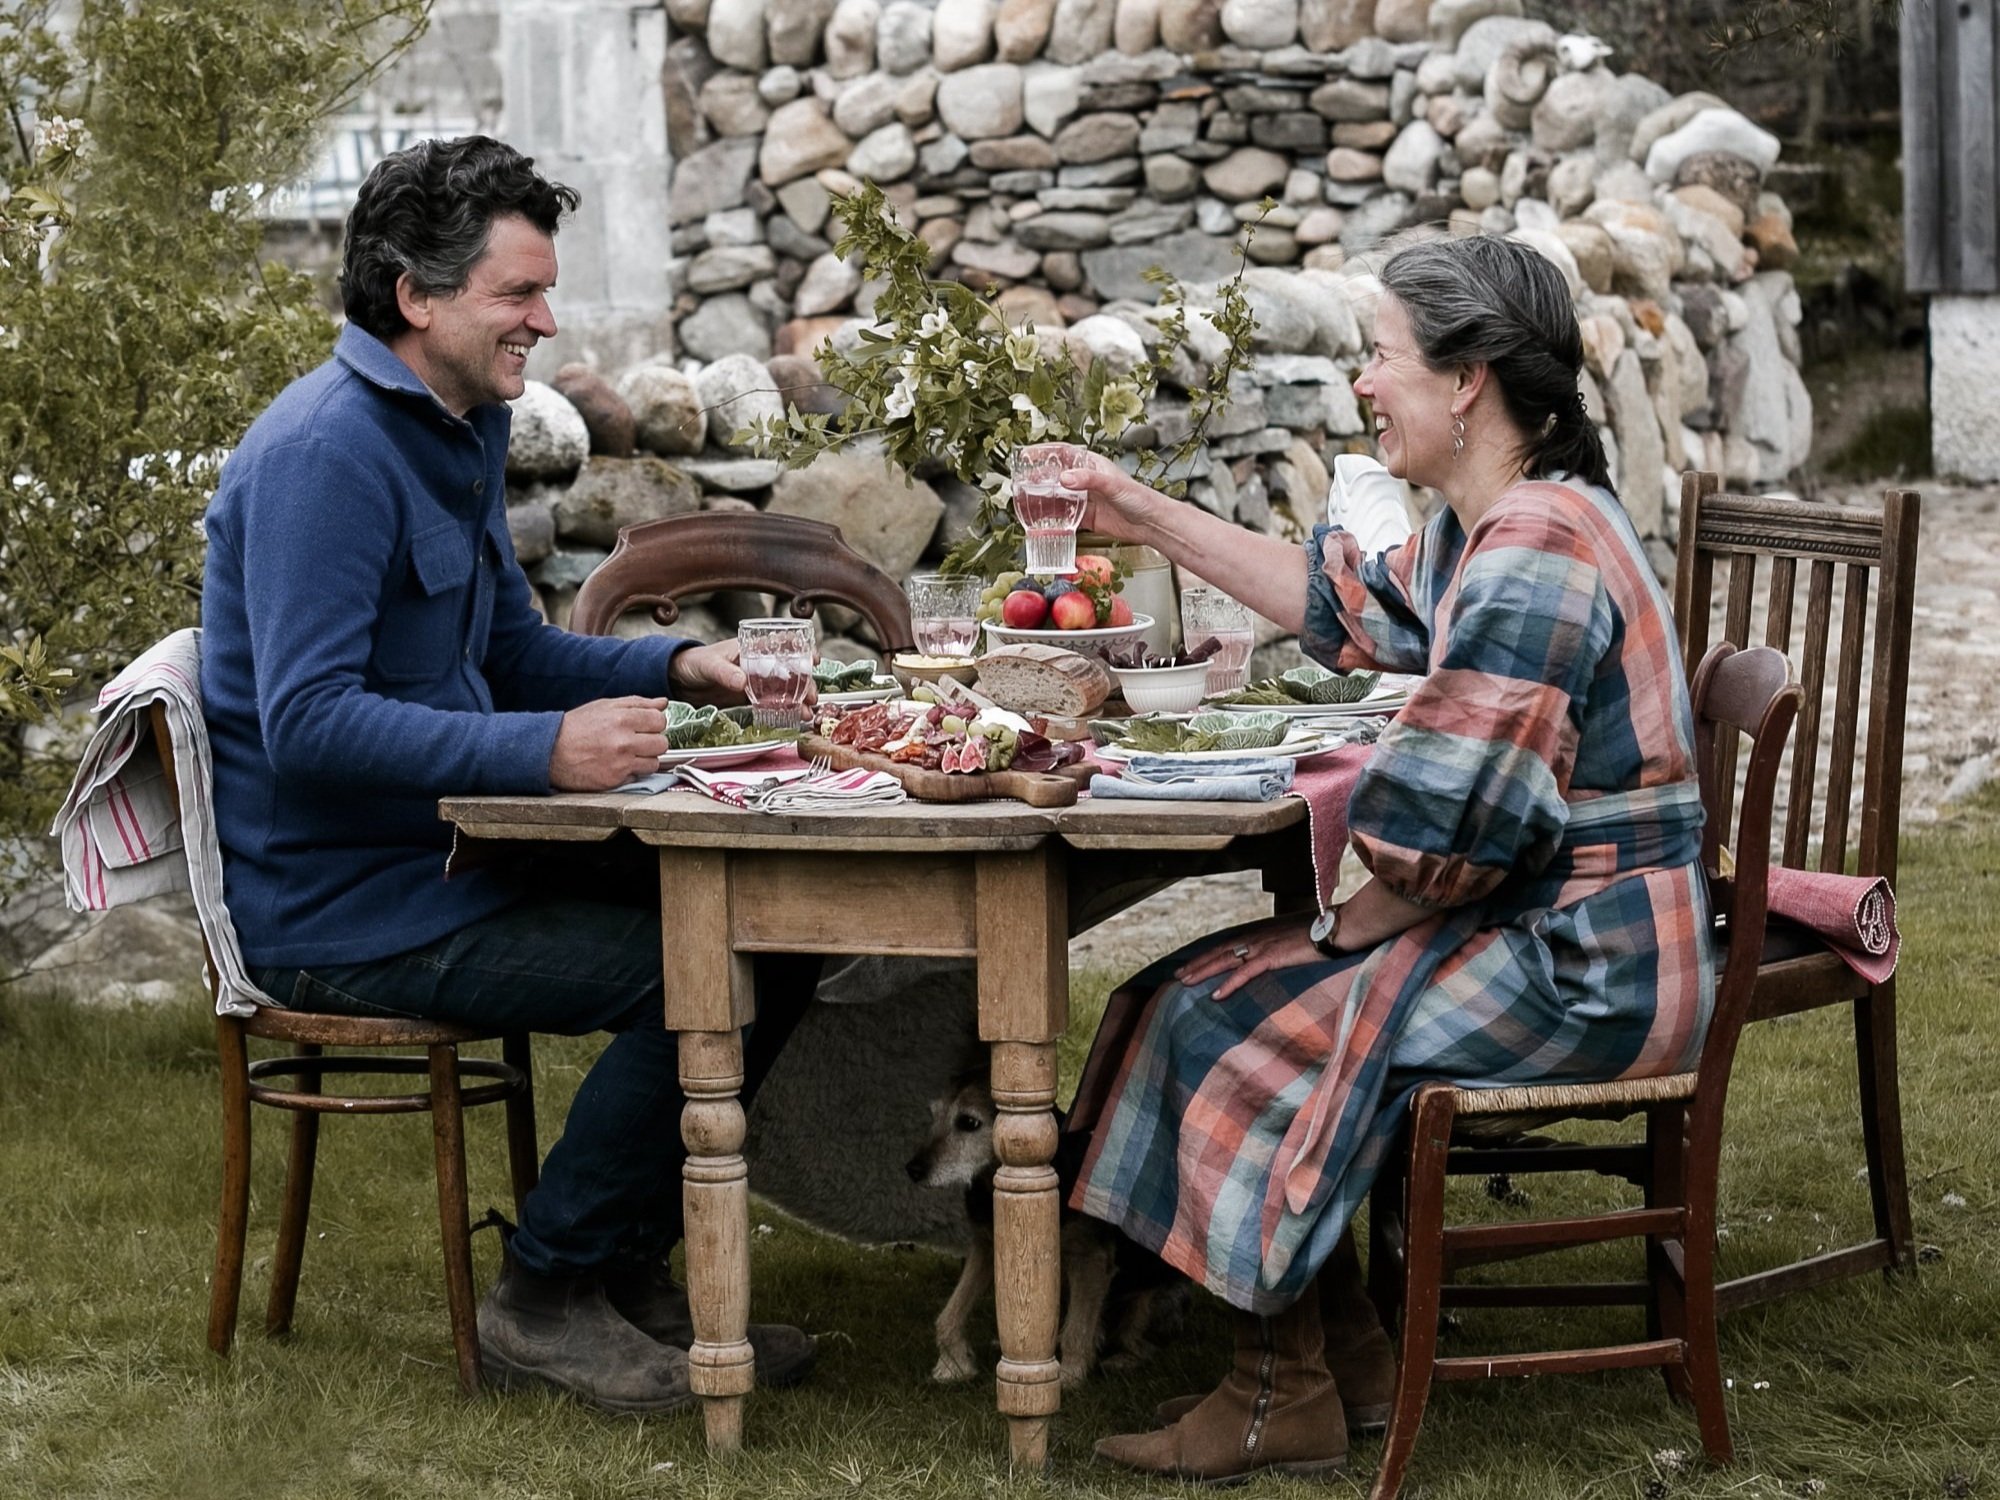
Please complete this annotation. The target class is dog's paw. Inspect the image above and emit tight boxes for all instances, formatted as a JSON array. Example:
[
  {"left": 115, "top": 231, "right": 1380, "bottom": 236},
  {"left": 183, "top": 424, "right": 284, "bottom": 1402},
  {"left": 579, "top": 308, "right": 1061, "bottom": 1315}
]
[
  {"left": 931, "top": 1347, "right": 981, "bottom": 1384},
  {"left": 1099, "top": 1349, "right": 1145, "bottom": 1374}
]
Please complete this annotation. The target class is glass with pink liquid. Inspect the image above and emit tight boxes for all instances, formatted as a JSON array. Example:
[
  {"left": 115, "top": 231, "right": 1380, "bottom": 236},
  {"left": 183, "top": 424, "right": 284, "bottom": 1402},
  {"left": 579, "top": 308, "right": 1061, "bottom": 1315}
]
[
  {"left": 904, "top": 573, "right": 983, "bottom": 658},
  {"left": 1181, "top": 587, "right": 1255, "bottom": 696},
  {"left": 1011, "top": 443, "right": 1091, "bottom": 576},
  {"left": 737, "top": 617, "right": 815, "bottom": 731}
]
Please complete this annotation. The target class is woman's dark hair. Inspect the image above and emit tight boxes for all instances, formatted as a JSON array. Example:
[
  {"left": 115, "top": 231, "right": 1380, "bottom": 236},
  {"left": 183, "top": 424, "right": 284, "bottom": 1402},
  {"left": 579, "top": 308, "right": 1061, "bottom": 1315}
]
[
  {"left": 340, "top": 135, "right": 579, "bottom": 338},
  {"left": 1377, "top": 235, "right": 1611, "bottom": 490}
]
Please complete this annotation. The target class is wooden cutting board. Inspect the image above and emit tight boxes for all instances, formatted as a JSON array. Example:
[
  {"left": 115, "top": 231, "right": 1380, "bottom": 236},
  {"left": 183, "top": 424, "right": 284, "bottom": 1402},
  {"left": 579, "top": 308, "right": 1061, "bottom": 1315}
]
[{"left": 798, "top": 734, "right": 1094, "bottom": 808}]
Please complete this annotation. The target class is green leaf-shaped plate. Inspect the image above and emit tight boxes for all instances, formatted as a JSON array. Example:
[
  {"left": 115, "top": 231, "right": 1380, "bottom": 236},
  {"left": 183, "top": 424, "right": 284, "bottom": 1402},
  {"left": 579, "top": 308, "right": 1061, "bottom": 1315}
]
[
  {"left": 1279, "top": 665, "right": 1382, "bottom": 705},
  {"left": 1188, "top": 710, "right": 1290, "bottom": 750}
]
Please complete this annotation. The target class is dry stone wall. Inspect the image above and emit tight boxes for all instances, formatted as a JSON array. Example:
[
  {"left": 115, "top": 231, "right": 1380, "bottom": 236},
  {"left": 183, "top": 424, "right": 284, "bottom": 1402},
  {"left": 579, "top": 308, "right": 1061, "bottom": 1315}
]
[{"left": 504, "top": 0, "right": 1814, "bottom": 643}]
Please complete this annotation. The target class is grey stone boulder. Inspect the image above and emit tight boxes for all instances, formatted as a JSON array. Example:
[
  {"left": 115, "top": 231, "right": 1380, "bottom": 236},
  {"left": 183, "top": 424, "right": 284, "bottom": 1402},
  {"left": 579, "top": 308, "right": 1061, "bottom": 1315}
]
[
  {"left": 697, "top": 353, "right": 786, "bottom": 452},
  {"left": 1644, "top": 106, "right": 1779, "bottom": 183},
  {"left": 1015, "top": 211, "right": 1112, "bottom": 250},
  {"left": 825, "top": 0, "right": 881, "bottom": 75},
  {"left": 759, "top": 99, "right": 853, "bottom": 186},
  {"left": 552, "top": 364, "right": 637, "bottom": 458},
  {"left": 1429, "top": 0, "right": 1521, "bottom": 49},
  {"left": 709, "top": 0, "right": 770, "bottom": 70},
  {"left": 1300, "top": 0, "right": 1373, "bottom": 50},
  {"left": 506, "top": 381, "right": 590, "bottom": 482},
  {"left": 1080, "top": 229, "right": 1241, "bottom": 301},
  {"left": 1022, "top": 62, "right": 1084, "bottom": 136},
  {"left": 678, "top": 294, "right": 773, "bottom": 363},
  {"left": 935, "top": 62, "right": 1025, "bottom": 138},
  {"left": 934, "top": 0, "right": 998, "bottom": 69},
  {"left": 617, "top": 363, "right": 708, "bottom": 456},
  {"left": 670, "top": 136, "right": 761, "bottom": 226},
  {"left": 1054, "top": 112, "right": 1142, "bottom": 163},
  {"left": 1451, "top": 17, "right": 1555, "bottom": 93},
  {"left": 1158, "top": 0, "right": 1226, "bottom": 51},
  {"left": 506, "top": 497, "right": 557, "bottom": 566},
  {"left": 1047, "top": 0, "right": 1118, "bottom": 62},
  {"left": 877, "top": 0, "right": 934, "bottom": 71},
  {"left": 1382, "top": 119, "right": 1445, "bottom": 195},
  {"left": 766, "top": 351, "right": 847, "bottom": 416},
  {"left": 686, "top": 244, "right": 778, "bottom": 294},
  {"left": 701, "top": 71, "right": 773, "bottom": 137},
  {"left": 1628, "top": 90, "right": 1730, "bottom": 168},
  {"left": 849, "top": 121, "right": 919, "bottom": 179},
  {"left": 767, "top": 445, "right": 945, "bottom": 577},
  {"left": 1064, "top": 312, "right": 1149, "bottom": 372},
  {"left": 834, "top": 71, "right": 902, "bottom": 136},
  {"left": 1221, "top": 0, "right": 1299, "bottom": 49},
  {"left": 1203, "top": 146, "right": 1291, "bottom": 200},
  {"left": 996, "top": 0, "right": 1057, "bottom": 59},
  {"left": 552, "top": 456, "right": 704, "bottom": 548},
  {"left": 795, "top": 251, "right": 866, "bottom": 316}
]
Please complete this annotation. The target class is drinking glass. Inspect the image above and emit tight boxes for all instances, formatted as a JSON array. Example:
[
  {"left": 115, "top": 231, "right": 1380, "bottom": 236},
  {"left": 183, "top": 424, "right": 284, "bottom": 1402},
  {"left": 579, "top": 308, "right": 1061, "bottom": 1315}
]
[
  {"left": 736, "top": 617, "right": 815, "bottom": 730},
  {"left": 904, "top": 573, "right": 983, "bottom": 658},
  {"left": 1181, "top": 586, "right": 1256, "bottom": 695},
  {"left": 1011, "top": 443, "right": 1091, "bottom": 576}
]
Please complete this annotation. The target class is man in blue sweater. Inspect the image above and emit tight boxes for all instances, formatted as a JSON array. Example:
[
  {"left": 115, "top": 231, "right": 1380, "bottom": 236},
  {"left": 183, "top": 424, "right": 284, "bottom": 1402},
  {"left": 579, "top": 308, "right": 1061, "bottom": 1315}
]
[{"left": 201, "top": 136, "right": 816, "bottom": 1412}]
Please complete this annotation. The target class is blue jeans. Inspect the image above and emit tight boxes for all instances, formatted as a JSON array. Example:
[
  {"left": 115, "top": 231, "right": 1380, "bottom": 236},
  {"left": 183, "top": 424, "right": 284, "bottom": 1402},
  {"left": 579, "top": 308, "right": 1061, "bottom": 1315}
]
[{"left": 251, "top": 892, "right": 817, "bottom": 1279}]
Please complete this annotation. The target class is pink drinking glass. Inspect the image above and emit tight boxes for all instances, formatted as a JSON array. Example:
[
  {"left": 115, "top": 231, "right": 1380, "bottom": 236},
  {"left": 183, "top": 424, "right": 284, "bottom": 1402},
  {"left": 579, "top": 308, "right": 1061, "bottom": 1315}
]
[{"left": 736, "top": 617, "right": 815, "bottom": 730}]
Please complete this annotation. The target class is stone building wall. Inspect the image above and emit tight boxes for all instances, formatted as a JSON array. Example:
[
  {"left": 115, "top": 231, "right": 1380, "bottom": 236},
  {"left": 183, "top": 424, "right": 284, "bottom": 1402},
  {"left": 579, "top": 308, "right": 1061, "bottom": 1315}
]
[{"left": 501, "top": 0, "right": 1817, "bottom": 649}]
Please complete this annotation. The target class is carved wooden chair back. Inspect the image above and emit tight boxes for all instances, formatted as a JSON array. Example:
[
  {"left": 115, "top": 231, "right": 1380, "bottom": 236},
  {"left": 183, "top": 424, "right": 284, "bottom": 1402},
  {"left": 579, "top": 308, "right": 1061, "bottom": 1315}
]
[
  {"left": 150, "top": 704, "right": 538, "bottom": 1394},
  {"left": 1670, "top": 471, "right": 1921, "bottom": 1308},
  {"left": 1364, "top": 645, "right": 1799, "bottom": 1500},
  {"left": 569, "top": 511, "right": 917, "bottom": 651}
]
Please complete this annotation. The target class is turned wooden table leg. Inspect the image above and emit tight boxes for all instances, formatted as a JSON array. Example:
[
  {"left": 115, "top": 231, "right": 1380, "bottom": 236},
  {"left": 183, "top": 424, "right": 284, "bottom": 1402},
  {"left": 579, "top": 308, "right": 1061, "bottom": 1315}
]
[
  {"left": 990, "top": 1039, "right": 1062, "bottom": 1469},
  {"left": 681, "top": 1030, "right": 753, "bottom": 1451},
  {"left": 976, "top": 846, "right": 1067, "bottom": 1471},
  {"left": 658, "top": 847, "right": 756, "bottom": 1454}
]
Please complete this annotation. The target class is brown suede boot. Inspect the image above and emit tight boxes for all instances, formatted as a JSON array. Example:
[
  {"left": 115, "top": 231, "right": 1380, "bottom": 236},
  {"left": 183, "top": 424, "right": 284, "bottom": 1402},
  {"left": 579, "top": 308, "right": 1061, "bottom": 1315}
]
[
  {"left": 1156, "top": 1230, "right": 1396, "bottom": 1436},
  {"left": 1096, "top": 1295, "right": 1347, "bottom": 1484}
]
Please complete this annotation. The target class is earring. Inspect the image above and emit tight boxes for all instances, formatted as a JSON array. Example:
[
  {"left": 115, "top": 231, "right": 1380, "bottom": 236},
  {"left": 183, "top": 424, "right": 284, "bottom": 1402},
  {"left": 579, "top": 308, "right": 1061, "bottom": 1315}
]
[{"left": 1450, "top": 411, "right": 1466, "bottom": 460}]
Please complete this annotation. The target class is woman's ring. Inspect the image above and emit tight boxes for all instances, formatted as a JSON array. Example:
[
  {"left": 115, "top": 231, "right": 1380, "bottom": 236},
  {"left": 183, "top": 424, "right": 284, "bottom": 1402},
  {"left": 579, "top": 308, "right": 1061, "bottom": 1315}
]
[{"left": 1231, "top": 944, "right": 1251, "bottom": 961}]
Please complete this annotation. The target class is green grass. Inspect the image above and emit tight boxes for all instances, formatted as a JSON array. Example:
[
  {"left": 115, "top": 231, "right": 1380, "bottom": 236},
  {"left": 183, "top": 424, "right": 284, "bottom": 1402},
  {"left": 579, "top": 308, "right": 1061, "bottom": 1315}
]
[{"left": 4, "top": 801, "right": 1998, "bottom": 1500}]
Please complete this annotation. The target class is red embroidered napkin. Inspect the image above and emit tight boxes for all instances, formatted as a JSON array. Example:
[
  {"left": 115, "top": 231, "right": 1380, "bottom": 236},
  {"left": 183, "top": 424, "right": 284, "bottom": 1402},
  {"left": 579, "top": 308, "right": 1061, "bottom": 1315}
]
[
  {"left": 1287, "top": 745, "right": 1372, "bottom": 909},
  {"left": 1764, "top": 867, "right": 1900, "bottom": 983}
]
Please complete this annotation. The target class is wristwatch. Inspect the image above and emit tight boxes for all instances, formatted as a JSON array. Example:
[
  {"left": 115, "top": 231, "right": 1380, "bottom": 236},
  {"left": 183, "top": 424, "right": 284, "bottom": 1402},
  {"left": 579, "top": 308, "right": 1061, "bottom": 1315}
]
[{"left": 1309, "top": 902, "right": 1346, "bottom": 959}]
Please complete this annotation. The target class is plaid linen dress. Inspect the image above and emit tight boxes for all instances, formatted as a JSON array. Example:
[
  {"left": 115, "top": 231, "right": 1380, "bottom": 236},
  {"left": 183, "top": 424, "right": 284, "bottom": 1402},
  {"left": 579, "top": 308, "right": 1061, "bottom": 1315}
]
[{"left": 1067, "top": 479, "right": 1713, "bottom": 1313}]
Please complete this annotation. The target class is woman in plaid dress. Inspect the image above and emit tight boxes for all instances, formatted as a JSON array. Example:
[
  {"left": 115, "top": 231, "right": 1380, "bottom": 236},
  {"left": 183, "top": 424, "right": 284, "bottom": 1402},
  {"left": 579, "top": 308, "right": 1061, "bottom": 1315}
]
[{"left": 1042, "top": 236, "right": 1712, "bottom": 1483}]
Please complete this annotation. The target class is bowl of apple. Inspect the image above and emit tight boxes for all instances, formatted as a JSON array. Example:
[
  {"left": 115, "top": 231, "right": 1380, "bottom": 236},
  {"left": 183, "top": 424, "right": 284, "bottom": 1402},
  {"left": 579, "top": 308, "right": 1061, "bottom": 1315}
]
[{"left": 979, "top": 556, "right": 1153, "bottom": 661}]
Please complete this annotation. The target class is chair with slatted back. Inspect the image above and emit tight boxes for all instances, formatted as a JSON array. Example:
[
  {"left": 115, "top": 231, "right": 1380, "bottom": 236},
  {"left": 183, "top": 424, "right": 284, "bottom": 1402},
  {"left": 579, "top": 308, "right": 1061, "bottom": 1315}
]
[
  {"left": 1364, "top": 644, "right": 1800, "bottom": 1500},
  {"left": 569, "top": 511, "right": 916, "bottom": 649},
  {"left": 150, "top": 704, "right": 542, "bottom": 1395},
  {"left": 1671, "top": 470, "right": 1922, "bottom": 1309}
]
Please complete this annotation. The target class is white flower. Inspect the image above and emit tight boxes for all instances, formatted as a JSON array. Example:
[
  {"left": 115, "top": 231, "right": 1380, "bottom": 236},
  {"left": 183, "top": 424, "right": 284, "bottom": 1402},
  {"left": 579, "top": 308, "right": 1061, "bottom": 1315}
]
[
  {"left": 1010, "top": 393, "right": 1049, "bottom": 440},
  {"left": 918, "top": 309, "right": 950, "bottom": 340},
  {"left": 210, "top": 189, "right": 231, "bottom": 213},
  {"left": 884, "top": 373, "right": 918, "bottom": 420},
  {"left": 1005, "top": 329, "right": 1041, "bottom": 373},
  {"left": 33, "top": 116, "right": 88, "bottom": 160}
]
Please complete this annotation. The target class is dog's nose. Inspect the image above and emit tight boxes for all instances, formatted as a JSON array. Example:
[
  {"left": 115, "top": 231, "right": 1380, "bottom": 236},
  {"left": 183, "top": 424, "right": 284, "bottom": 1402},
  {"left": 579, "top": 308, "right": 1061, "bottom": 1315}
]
[{"left": 904, "top": 1157, "right": 927, "bottom": 1183}]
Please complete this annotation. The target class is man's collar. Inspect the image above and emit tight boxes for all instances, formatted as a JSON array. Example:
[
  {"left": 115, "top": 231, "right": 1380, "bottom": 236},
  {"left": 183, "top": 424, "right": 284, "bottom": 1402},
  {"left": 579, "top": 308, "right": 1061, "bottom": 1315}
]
[{"left": 334, "top": 322, "right": 437, "bottom": 400}]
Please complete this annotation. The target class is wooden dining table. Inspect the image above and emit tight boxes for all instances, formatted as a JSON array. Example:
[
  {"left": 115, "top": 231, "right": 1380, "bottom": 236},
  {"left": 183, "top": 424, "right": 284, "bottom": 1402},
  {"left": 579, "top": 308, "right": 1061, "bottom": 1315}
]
[{"left": 437, "top": 784, "right": 1318, "bottom": 1468}]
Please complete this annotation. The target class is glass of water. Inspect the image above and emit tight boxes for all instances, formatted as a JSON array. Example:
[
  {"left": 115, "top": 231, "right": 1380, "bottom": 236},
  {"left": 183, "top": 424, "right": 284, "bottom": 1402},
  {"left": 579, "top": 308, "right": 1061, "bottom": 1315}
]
[
  {"left": 1180, "top": 587, "right": 1256, "bottom": 695},
  {"left": 904, "top": 573, "right": 983, "bottom": 658},
  {"left": 1011, "top": 443, "right": 1091, "bottom": 576},
  {"left": 736, "top": 617, "right": 815, "bottom": 730}
]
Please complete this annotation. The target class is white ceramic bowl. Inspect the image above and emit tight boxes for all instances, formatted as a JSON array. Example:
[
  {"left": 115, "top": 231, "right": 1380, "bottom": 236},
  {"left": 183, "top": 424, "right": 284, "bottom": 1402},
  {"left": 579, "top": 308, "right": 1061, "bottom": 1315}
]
[
  {"left": 983, "top": 612, "right": 1154, "bottom": 660},
  {"left": 1109, "top": 660, "right": 1212, "bottom": 714}
]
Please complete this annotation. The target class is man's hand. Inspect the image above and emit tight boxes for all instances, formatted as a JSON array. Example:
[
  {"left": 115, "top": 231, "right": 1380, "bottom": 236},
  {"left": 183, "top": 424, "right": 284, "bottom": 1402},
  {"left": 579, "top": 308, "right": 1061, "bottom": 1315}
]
[
  {"left": 550, "top": 696, "right": 671, "bottom": 792},
  {"left": 668, "top": 641, "right": 748, "bottom": 706}
]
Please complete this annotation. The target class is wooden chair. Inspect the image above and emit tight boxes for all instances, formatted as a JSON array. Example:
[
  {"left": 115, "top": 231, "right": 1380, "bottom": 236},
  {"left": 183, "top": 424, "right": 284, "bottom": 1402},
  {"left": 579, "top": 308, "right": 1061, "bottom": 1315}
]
[
  {"left": 569, "top": 511, "right": 916, "bottom": 650},
  {"left": 149, "top": 707, "right": 540, "bottom": 1394},
  {"left": 1365, "top": 645, "right": 1800, "bottom": 1500},
  {"left": 1672, "top": 471, "right": 1921, "bottom": 1308}
]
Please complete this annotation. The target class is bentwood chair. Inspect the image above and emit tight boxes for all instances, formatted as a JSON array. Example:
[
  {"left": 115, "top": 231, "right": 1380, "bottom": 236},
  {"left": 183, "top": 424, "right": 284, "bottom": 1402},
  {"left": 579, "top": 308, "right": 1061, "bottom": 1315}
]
[
  {"left": 1673, "top": 472, "right": 1922, "bottom": 1308},
  {"left": 150, "top": 707, "right": 540, "bottom": 1395},
  {"left": 570, "top": 511, "right": 916, "bottom": 650},
  {"left": 1364, "top": 645, "right": 1799, "bottom": 1500}
]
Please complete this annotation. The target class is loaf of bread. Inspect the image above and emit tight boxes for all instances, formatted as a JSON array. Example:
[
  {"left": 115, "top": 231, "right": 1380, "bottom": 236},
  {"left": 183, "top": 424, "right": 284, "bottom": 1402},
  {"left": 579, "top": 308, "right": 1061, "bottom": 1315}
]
[{"left": 975, "top": 643, "right": 1112, "bottom": 717}]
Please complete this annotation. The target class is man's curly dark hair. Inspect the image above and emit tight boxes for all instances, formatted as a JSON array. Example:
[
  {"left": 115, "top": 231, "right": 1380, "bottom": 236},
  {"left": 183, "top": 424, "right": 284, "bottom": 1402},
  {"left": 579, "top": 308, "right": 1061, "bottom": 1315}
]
[{"left": 340, "top": 136, "right": 579, "bottom": 339}]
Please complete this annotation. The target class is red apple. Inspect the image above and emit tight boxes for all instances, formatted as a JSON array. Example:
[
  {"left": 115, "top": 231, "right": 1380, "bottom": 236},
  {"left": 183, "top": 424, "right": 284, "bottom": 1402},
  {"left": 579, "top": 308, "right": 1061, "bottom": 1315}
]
[
  {"left": 1001, "top": 588, "right": 1049, "bottom": 628},
  {"left": 1049, "top": 591, "right": 1098, "bottom": 631},
  {"left": 1071, "top": 554, "right": 1115, "bottom": 588},
  {"left": 1106, "top": 594, "right": 1134, "bottom": 627}
]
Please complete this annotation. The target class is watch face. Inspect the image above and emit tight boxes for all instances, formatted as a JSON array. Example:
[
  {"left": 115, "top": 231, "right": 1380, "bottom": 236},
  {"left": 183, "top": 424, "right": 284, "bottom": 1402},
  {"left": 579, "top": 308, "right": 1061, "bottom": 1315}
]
[{"left": 1310, "top": 908, "right": 1338, "bottom": 944}]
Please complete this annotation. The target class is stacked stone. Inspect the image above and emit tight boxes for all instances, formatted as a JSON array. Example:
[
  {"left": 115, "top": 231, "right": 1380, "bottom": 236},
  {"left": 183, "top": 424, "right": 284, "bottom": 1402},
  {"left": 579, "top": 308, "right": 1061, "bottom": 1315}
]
[{"left": 505, "top": 0, "right": 1813, "bottom": 627}]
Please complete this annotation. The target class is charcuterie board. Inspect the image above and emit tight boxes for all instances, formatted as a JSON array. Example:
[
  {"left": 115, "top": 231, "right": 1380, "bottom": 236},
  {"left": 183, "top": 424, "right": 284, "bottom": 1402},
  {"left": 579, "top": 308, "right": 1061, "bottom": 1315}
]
[{"left": 798, "top": 734, "right": 1094, "bottom": 808}]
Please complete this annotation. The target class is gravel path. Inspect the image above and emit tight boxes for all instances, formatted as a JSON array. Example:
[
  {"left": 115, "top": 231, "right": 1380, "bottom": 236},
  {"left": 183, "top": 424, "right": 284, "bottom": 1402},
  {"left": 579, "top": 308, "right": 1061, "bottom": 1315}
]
[{"left": 1071, "top": 478, "right": 1999, "bottom": 979}]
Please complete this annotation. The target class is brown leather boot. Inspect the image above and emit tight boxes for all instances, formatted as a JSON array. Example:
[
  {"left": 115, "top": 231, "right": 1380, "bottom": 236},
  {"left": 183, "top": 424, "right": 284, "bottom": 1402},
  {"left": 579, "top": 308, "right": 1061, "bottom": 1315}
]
[
  {"left": 602, "top": 1256, "right": 818, "bottom": 1389},
  {"left": 1156, "top": 1230, "right": 1396, "bottom": 1436},
  {"left": 1096, "top": 1295, "right": 1347, "bottom": 1483}
]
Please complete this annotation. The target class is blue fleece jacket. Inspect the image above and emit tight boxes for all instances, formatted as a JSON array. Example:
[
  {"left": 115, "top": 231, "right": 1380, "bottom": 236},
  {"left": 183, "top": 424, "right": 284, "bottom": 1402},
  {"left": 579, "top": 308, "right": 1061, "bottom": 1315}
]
[{"left": 201, "top": 324, "right": 687, "bottom": 967}]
